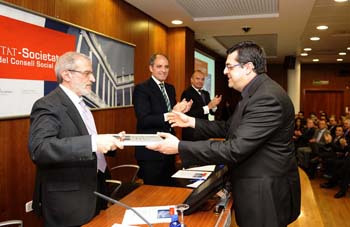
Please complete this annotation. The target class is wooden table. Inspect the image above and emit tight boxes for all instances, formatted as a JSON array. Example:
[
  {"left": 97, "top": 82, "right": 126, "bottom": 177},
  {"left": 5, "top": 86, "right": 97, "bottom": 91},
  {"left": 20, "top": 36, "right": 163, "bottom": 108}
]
[{"left": 83, "top": 185, "right": 232, "bottom": 227}]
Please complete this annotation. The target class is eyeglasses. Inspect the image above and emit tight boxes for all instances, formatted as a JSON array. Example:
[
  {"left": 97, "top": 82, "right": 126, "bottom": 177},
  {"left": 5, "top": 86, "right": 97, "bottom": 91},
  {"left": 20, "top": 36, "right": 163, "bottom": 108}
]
[
  {"left": 225, "top": 63, "right": 242, "bottom": 71},
  {"left": 68, "top": 69, "right": 93, "bottom": 77}
]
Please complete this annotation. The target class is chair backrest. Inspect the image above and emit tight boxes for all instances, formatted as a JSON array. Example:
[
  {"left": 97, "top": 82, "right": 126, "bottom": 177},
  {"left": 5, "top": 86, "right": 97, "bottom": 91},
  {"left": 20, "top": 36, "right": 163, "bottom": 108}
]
[
  {"left": 107, "top": 164, "right": 141, "bottom": 200},
  {"left": 109, "top": 164, "right": 140, "bottom": 183},
  {"left": 0, "top": 220, "right": 23, "bottom": 227}
]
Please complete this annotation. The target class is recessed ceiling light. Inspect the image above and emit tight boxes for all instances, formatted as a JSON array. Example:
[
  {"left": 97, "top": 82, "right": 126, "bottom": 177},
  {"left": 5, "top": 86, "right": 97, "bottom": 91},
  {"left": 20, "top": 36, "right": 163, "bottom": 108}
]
[
  {"left": 171, "top": 20, "right": 183, "bottom": 25},
  {"left": 337, "top": 58, "right": 344, "bottom": 62},
  {"left": 313, "top": 59, "right": 319, "bottom": 62},
  {"left": 304, "top": 48, "right": 312, "bottom": 51},
  {"left": 339, "top": 52, "right": 347, "bottom": 55},
  {"left": 300, "top": 53, "right": 308, "bottom": 56},
  {"left": 334, "top": 0, "right": 347, "bottom": 2},
  {"left": 347, "top": 47, "right": 350, "bottom": 50},
  {"left": 317, "top": 25, "right": 328, "bottom": 30},
  {"left": 310, "top": 37, "right": 320, "bottom": 41}
]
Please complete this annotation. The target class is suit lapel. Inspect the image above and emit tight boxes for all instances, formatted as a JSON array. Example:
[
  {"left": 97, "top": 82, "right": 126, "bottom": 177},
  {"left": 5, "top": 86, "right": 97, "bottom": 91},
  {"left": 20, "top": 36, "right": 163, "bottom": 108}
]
[
  {"left": 164, "top": 83, "right": 175, "bottom": 107},
  {"left": 56, "top": 87, "right": 89, "bottom": 135},
  {"left": 148, "top": 78, "right": 169, "bottom": 111},
  {"left": 226, "top": 74, "right": 268, "bottom": 139},
  {"left": 190, "top": 86, "right": 205, "bottom": 105}
]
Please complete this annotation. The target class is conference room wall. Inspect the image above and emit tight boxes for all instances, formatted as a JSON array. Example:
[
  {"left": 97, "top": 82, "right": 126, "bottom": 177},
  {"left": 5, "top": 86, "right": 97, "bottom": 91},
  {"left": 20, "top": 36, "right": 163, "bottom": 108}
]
[
  {"left": 0, "top": 0, "right": 192, "bottom": 226},
  {"left": 300, "top": 63, "right": 350, "bottom": 118}
]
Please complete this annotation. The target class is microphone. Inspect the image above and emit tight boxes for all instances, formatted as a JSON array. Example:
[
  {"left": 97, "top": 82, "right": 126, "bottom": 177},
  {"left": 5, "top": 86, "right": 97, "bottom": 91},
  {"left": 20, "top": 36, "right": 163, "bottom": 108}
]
[{"left": 94, "top": 191, "right": 154, "bottom": 227}]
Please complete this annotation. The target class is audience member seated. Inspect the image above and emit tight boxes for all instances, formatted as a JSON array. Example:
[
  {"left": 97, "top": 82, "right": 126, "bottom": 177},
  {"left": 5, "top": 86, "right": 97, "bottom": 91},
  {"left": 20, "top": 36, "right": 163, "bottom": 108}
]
[
  {"left": 320, "top": 153, "right": 350, "bottom": 198},
  {"left": 328, "top": 115, "right": 338, "bottom": 138},
  {"left": 343, "top": 118, "right": 350, "bottom": 143},
  {"left": 296, "top": 118, "right": 316, "bottom": 171},
  {"left": 293, "top": 118, "right": 304, "bottom": 143},
  {"left": 297, "top": 119, "right": 329, "bottom": 179},
  {"left": 297, "top": 111, "right": 306, "bottom": 127},
  {"left": 308, "top": 127, "right": 348, "bottom": 179}
]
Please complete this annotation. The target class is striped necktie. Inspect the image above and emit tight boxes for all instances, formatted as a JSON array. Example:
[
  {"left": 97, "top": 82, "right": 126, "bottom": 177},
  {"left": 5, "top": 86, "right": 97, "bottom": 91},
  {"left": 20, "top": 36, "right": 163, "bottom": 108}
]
[
  {"left": 79, "top": 100, "right": 107, "bottom": 173},
  {"left": 159, "top": 83, "right": 171, "bottom": 112}
]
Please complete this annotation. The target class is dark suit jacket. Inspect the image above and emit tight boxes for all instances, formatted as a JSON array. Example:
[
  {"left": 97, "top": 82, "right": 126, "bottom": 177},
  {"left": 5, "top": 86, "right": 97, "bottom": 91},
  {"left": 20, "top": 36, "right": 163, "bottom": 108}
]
[
  {"left": 133, "top": 78, "right": 176, "bottom": 160},
  {"left": 181, "top": 86, "right": 212, "bottom": 140},
  {"left": 29, "top": 87, "right": 98, "bottom": 227},
  {"left": 178, "top": 74, "right": 301, "bottom": 227}
]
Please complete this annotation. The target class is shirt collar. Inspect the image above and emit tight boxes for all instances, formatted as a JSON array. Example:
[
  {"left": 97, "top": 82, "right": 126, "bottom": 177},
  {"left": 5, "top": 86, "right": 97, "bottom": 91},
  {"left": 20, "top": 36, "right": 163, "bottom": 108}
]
[
  {"left": 241, "top": 75, "right": 259, "bottom": 98},
  {"left": 151, "top": 75, "right": 164, "bottom": 86},
  {"left": 191, "top": 85, "right": 201, "bottom": 93},
  {"left": 59, "top": 84, "right": 82, "bottom": 106}
]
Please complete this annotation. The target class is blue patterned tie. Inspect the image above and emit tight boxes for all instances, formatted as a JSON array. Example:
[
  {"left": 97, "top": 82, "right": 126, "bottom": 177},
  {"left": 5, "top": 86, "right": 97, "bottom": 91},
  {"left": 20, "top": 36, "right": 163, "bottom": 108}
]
[
  {"left": 159, "top": 83, "right": 171, "bottom": 112},
  {"left": 79, "top": 100, "right": 107, "bottom": 172}
]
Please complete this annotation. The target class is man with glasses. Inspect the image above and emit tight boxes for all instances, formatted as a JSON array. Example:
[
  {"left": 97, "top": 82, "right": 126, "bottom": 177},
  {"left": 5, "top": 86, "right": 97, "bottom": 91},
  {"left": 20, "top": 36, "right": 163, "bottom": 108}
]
[
  {"left": 28, "top": 51, "right": 124, "bottom": 227},
  {"left": 147, "top": 41, "right": 301, "bottom": 227}
]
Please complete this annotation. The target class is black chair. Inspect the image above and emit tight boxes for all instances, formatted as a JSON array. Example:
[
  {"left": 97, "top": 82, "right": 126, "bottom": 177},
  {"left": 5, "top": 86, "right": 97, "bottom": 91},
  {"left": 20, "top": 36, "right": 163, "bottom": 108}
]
[
  {"left": 0, "top": 220, "right": 23, "bottom": 227},
  {"left": 106, "top": 164, "right": 141, "bottom": 201}
]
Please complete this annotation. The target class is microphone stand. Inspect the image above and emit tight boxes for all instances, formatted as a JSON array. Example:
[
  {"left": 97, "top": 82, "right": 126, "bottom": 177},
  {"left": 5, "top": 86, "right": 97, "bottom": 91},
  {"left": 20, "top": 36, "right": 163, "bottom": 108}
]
[{"left": 94, "top": 191, "right": 154, "bottom": 227}]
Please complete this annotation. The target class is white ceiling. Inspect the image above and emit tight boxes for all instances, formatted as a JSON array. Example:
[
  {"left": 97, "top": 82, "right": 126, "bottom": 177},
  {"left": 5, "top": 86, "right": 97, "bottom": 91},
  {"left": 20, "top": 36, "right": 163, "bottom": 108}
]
[{"left": 124, "top": 0, "right": 350, "bottom": 64}]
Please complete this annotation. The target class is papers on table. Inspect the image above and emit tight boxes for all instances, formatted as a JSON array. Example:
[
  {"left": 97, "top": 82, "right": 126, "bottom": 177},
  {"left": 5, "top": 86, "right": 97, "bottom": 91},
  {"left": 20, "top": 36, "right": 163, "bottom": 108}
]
[
  {"left": 122, "top": 205, "right": 175, "bottom": 225},
  {"left": 172, "top": 170, "right": 211, "bottom": 180},
  {"left": 186, "top": 179, "right": 205, "bottom": 188},
  {"left": 113, "top": 134, "right": 163, "bottom": 146},
  {"left": 172, "top": 165, "right": 216, "bottom": 188},
  {"left": 185, "top": 164, "right": 216, "bottom": 172},
  {"left": 112, "top": 224, "right": 139, "bottom": 227}
]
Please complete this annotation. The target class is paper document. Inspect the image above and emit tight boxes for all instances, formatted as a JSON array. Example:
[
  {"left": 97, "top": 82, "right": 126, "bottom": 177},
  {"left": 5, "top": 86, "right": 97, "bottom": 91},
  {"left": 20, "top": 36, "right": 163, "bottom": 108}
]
[
  {"left": 172, "top": 170, "right": 211, "bottom": 180},
  {"left": 112, "top": 224, "right": 139, "bottom": 227},
  {"left": 185, "top": 165, "right": 216, "bottom": 172},
  {"left": 113, "top": 134, "right": 163, "bottom": 146},
  {"left": 122, "top": 205, "right": 175, "bottom": 225},
  {"left": 186, "top": 179, "right": 205, "bottom": 188}
]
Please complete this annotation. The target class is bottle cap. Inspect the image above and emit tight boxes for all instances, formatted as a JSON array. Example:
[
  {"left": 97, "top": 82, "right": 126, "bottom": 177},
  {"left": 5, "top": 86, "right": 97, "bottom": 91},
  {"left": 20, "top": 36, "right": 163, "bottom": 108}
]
[
  {"left": 171, "top": 214, "right": 179, "bottom": 222},
  {"left": 169, "top": 207, "right": 175, "bottom": 215}
]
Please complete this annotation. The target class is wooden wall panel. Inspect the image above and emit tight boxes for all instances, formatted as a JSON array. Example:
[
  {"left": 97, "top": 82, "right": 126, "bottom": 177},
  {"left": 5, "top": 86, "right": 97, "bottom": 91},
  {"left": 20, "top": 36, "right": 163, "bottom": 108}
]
[
  {"left": 54, "top": 0, "right": 120, "bottom": 36},
  {"left": 0, "top": 118, "right": 42, "bottom": 225},
  {"left": 300, "top": 63, "right": 350, "bottom": 117},
  {"left": 148, "top": 19, "right": 168, "bottom": 58},
  {"left": 167, "top": 28, "right": 186, "bottom": 100},
  {"left": 3, "top": 0, "right": 55, "bottom": 15},
  {"left": 167, "top": 27, "right": 194, "bottom": 101},
  {"left": 267, "top": 64, "right": 288, "bottom": 91}
]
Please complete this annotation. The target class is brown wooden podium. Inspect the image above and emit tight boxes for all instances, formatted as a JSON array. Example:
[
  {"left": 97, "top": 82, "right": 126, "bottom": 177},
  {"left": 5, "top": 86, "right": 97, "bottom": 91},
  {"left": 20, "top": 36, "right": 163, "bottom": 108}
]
[{"left": 83, "top": 185, "right": 232, "bottom": 227}]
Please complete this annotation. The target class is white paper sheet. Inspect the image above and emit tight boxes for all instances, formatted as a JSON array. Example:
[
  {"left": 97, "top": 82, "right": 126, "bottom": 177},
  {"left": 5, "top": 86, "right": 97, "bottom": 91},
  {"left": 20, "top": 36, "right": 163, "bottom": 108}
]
[
  {"left": 185, "top": 165, "right": 216, "bottom": 172},
  {"left": 171, "top": 170, "right": 211, "bottom": 180},
  {"left": 186, "top": 179, "right": 205, "bottom": 188},
  {"left": 112, "top": 224, "right": 139, "bottom": 227},
  {"left": 122, "top": 205, "right": 176, "bottom": 225}
]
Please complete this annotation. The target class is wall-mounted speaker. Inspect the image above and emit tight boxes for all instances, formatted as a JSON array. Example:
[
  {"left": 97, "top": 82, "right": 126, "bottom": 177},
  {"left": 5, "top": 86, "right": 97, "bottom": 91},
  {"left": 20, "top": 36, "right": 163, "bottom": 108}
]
[
  {"left": 338, "top": 69, "right": 350, "bottom": 77},
  {"left": 283, "top": 56, "right": 296, "bottom": 69}
]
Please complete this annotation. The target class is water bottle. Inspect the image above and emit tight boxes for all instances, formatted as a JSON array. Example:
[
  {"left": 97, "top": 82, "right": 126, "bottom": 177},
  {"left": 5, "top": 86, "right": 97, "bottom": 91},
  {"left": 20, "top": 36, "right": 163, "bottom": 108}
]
[{"left": 169, "top": 213, "right": 181, "bottom": 227}]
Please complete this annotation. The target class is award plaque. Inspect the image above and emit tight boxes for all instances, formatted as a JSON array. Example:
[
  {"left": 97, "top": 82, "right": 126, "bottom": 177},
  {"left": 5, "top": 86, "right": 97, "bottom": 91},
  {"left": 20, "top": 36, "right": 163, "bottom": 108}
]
[{"left": 113, "top": 134, "right": 164, "bottom": 146}]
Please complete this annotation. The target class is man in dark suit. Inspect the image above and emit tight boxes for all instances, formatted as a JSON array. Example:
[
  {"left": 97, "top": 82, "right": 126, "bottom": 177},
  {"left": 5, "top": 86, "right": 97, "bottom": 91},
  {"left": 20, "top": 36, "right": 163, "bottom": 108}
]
[
  {"left": 181, "top": 70, "right": 222, "bottom": 141},
  {"left": 28, "top": 52, "right": 124, "bottom": 227},
  {"left": 147, "top": 41, "right": 301, "bottom": 227},
  {"left": 132, "top": 53, "right": 191, "bottom": 186}
]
